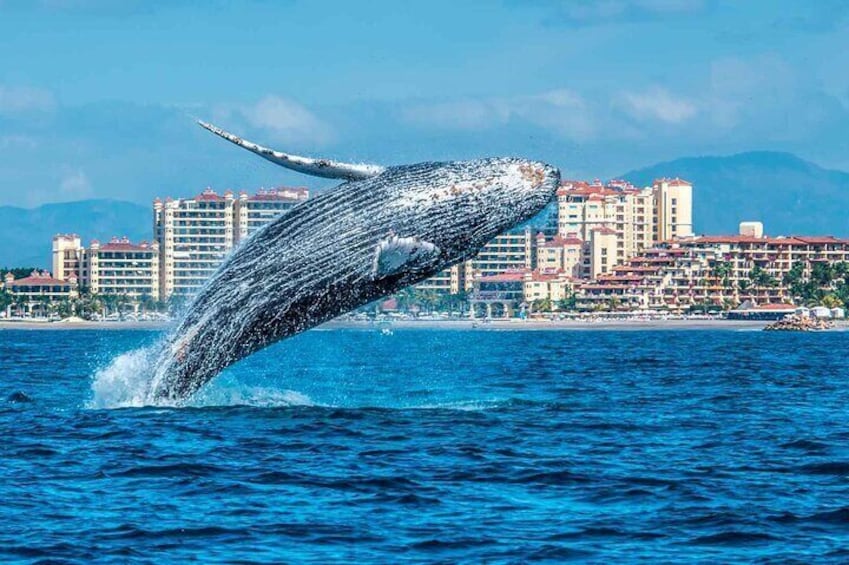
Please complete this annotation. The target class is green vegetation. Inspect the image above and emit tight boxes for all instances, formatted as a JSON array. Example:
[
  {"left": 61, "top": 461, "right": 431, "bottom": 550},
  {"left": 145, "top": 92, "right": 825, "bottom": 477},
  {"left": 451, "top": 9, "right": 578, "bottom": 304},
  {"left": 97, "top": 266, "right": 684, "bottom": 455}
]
[
  {"left": 782, "top": 261, "right": 849, "bottom": 307},
  {"left": 1, "top": 267, "right": 41, "bottom": 279},
  {"left": 749, "top": 265, "right": 777, "bottom": 287}
]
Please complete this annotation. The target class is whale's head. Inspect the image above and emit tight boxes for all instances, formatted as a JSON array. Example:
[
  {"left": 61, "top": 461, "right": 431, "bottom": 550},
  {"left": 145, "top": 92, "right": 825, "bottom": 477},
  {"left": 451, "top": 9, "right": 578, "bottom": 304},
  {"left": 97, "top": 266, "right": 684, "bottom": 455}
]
[{"left": 379, "top": 158, "right": 560, "bottom": 266}]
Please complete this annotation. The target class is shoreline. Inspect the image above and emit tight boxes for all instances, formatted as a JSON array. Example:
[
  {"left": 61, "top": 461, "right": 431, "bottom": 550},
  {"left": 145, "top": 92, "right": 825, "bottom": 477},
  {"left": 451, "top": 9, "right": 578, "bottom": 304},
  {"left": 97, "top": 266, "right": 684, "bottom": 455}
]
[{"left": 0, "top": 318, "right": 788, "bottom": 331}]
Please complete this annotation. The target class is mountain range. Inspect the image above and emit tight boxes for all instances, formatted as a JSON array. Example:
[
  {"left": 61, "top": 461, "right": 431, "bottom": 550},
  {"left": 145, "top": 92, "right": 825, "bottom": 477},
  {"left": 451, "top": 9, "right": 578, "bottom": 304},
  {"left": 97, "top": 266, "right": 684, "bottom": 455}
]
[
  {"left": 0, "top": 199, "right": 150, "bottom": 269},
  {"left": 621, "top": 151, "right": 849, "bottom": 237},
  {"left": 2, "top": 151, "right": 847, "bottom": 269}
]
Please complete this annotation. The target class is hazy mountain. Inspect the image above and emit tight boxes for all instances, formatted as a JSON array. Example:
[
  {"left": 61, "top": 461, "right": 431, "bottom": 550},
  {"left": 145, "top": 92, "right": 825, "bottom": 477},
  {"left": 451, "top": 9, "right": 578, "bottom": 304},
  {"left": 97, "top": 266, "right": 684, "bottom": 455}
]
[
  {"left": 621, "top": 151, "right": 849, "bottom": 237},
  {"left": 0, "top": 199, "right": 150, "bottom": 269}
]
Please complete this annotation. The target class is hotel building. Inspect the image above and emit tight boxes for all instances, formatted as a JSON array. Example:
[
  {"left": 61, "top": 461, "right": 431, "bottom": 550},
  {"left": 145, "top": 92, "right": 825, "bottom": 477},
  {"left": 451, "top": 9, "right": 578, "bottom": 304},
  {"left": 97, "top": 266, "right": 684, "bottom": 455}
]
[
  {"left": 52, "top": 234, "right": 87, "bottom": 283},
  {"left": 557, "top": 180, "right": 655, "bottom": 266},
  {"left": 154, "top": 187, "right": 308, "bottom": 298},
  {"left": 3, "top": 271, "right": 78, "bottom": 317},
  {"left": 235, "top": 187, "right": 309, "bottom": 243},
  {"left": 154, "top": 189, "right": 236, "bottom": 298},
  {"left": 87, "top": 237, "right": 160, "bottom": 301},
  {"left": 652, "top": 177, "right": 693, "bottom": 242},
  {"left": 416, "top": 227, "right": 537, "bottom": 295},
  {"left": 576, "top": 223, "right": 849, "bottom": 312},
  {"left": 468, "top": 227, "right": 536, "bottom": 279}
]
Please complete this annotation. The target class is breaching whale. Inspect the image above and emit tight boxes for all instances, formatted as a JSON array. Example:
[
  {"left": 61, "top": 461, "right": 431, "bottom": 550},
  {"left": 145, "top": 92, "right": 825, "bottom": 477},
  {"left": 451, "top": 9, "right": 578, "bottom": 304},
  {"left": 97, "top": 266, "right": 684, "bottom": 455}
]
[{"left": 147, "top": 121, "right": 560, "bottom": 402}]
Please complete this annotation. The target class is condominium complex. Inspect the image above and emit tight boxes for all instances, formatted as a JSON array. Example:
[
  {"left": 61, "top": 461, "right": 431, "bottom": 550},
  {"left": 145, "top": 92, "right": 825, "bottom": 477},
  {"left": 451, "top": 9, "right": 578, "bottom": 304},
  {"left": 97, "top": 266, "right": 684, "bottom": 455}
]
[
  {"left": 37, "top": 186, "right": 309, "bottom": 305},
  {"left": 414, "top": 264, "right": 468, "bottom": 295},
  {"left": 2, "top": 271, "right": 78, "bottom": 317},
  {"left": 52, "top": 234, "right": 87, "bottom": 282},
  {"left": 87, "top": 238, "right": 160, "bottom": 301},
  {"left": 155, "top": 187, "right": 308, "bottom": 298},
  {"left": 235, "top": 187, "right": 309, "bottom": 243},
  {"left": 414, "top": 227, "right": 537, "bottom": 295},
  {"left": 154, "top": 189, "right": 236, "bottom": 298},
  {"left": 578, "top": 225, "right": 849, "bottom": 312},
  {"left": 470, "top": 228, "right": 536, "bottom": 277},
  {"left": 652, "top": 177, "right": 694, "bottom": 242}
]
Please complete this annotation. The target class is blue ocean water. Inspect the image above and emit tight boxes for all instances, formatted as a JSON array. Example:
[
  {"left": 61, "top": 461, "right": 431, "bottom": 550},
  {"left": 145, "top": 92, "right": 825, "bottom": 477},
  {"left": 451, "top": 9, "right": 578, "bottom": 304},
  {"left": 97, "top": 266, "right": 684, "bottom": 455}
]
[{"left": 2, "top": 327, "right": 849, "bottom": 563}]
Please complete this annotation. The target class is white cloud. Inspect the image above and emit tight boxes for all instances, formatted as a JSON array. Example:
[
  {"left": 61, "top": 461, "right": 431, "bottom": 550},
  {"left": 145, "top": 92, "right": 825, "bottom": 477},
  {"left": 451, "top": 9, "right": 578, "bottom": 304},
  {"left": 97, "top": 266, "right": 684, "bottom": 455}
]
[
  {"left": 619, "top": 87, "right": 698, "bottom": 124},
  {"left": 239, "top": 95, "right": 333, "bottom": 146},
  {"left": 59, "top": 168, "right": 93, "bottom": 199},
  {"left": 401, "top": 88, "right": 596, "bottom": 140},
  {"left": 0, "top": 85, "right": 55, "bottom": 115}
]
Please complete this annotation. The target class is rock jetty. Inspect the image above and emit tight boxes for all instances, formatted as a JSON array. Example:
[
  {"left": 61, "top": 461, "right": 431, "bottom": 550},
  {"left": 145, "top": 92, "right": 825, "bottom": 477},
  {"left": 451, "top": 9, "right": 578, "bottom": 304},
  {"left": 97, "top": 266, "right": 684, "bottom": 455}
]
[{"left": 764, "top": 314, "right": 833, "bottom": 332}]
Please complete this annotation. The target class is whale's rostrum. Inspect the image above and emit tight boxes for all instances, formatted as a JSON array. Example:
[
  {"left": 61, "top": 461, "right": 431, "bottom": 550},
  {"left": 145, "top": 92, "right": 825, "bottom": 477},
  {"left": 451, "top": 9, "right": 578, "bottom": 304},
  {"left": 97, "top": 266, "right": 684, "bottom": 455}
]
[{"left": 147, "top": 123, "right": 561, "bottom": 403}]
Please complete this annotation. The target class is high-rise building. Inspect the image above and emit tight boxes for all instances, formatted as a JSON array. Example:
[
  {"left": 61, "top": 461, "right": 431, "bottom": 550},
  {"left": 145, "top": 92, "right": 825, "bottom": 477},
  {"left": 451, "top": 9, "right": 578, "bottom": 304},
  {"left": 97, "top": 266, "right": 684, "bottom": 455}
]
[
  {"left": 468, "top": 227, "right": 535, "bottom": 281},
  {"left": 52, "top": 234, "right": 87, "bottom": 283},
  {"left": 535, "top": 232, "right": 583, "bottom": 277},
  {"left": 235, "top": 187, "right": 309, "bottom": 243},
  {"left": 414, "top": 265, "right": 467, "bottom": 295},
  {"left": 87, "top": 237, "right": 160, "bottom": 301},
  {"left": 154, "top": 189, "right": 237, "bottom": 298},
  {"left": 557, "top": 180, "right": 654, "bottom": 265},
  {"left": 652, "top": 178, "right": 693, "bottom": 242},
  {"left": 154, "top": 187, "right": 309, "bottom": 299}
]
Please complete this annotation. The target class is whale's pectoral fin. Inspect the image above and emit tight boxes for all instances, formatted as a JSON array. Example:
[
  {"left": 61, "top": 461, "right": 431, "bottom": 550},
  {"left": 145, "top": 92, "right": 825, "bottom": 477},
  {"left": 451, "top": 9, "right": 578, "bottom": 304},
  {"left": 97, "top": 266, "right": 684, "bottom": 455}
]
[
  {"left": 197, "top": 120, "right": 385, "bottom": 181},
  {"left": 372, "top": 236, "right": 441, "bottom": 279}
]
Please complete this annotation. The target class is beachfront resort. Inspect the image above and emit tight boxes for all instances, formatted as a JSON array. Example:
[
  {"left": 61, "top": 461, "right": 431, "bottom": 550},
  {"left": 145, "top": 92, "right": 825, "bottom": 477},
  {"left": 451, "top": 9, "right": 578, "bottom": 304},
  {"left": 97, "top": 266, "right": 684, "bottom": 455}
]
[{"left": 2, "top": 177, "right": 849, "bottom": 321}]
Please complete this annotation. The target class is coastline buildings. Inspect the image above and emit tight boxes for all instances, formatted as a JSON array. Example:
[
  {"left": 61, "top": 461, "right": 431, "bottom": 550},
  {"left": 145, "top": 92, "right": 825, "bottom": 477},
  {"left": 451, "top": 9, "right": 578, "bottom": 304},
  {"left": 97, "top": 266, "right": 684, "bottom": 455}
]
[
  {"left": 652, "top": 177, "right": 694, "bottom": 241},
  {"left": 52, "top": 234, "right": 158, "bottom": 301},
  {"left": 155, "top": 189, "right": 237, "bottom": 298},
  {"left": 2, "top": 271, "right": 78, "bottom": 317},
  {"left": 235, "top": 187, "right": 309, "bottom": 243},
  {"left": 20, "top": 172, "right": 849, "bottom": 319},
  {"left": 33, "top": 186, "right": 308, "bottom": 309},
  {"left": 87, "top": 238, "right": 160, "bottom": 301},
  {"left": 52, "top": 234, "right": 87, "bottom": 283},
  {"left": 576, "top": 225, "right": 849, "bottom": 313},
  {"left": 155, "top": 187, "right": 308, "bottom": 298}
]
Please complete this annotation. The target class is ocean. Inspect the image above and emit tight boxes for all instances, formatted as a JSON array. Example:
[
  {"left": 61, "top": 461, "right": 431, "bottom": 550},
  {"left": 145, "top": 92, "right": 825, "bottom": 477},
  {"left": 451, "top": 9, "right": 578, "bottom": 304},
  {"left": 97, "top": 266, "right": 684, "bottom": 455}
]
[{"left": 2, "top": 327, "right": 849, "bottom": 562}]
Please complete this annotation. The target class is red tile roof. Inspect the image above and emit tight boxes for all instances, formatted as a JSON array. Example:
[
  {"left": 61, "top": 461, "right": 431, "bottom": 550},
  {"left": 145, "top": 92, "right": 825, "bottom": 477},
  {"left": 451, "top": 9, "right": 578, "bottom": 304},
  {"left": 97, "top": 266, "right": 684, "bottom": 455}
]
[
  {"left": 94, "top": 237, "right": 153, "bottom": 252},
  {"left": 6, "top": 274, "right": 69, "bottom": 286},
  {"left": 540, "top": 235, "right": 583, "bottom": 247},
  {"left": 478, "top": 271, "right": 527, "bottom": 283},
  {"left": 100, "top": 242, "right": 152, "bottom": 252},
  {"left": 793, "top": 236, "right": 849, "bottom": 245},
  {"left": 654, "top": 177, "right": 692, "bottom": 187},
  {"left": 591, "top": 226, "right": 617, "bottom": 235},
  {"left": 195, "top": 188, "right": 228, "bottom": 201}
]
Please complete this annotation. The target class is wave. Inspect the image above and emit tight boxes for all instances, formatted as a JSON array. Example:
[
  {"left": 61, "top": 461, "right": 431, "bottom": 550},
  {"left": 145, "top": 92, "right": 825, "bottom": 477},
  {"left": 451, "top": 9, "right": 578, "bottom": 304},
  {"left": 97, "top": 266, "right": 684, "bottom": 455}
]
[{"left": 88, "top": 345, "right": 316, "bottom": 410}]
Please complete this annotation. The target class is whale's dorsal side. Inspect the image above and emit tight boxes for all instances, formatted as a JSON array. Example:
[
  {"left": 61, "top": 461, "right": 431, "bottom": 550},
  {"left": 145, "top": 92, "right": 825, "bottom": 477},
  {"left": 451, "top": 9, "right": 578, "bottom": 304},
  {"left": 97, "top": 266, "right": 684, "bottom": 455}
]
[{"left": 197, "top": 120, "right": 385, "bottom": 180}]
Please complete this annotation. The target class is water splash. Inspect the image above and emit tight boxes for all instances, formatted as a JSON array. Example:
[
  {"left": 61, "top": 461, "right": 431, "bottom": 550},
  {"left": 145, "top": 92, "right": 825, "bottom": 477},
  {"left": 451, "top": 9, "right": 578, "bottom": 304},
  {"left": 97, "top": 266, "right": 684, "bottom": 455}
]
[
  {"left": 89, "top": 341, "right": 318, "bottom": 410},
  {"left": 88, "top": 347, "right": 159, "bottom": 409}
]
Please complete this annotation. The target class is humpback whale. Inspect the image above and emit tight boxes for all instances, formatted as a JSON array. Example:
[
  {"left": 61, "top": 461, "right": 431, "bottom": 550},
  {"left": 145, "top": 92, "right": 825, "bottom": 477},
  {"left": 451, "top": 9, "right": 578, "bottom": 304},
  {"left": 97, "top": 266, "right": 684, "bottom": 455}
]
[{"left": 148, "top": 122, "right": 560, "bottom": 402}]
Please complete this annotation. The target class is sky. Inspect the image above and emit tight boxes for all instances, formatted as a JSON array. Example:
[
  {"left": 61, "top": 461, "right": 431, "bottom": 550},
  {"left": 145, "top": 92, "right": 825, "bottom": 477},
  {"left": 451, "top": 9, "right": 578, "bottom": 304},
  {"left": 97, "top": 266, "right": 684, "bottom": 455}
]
[{"left": 1, "top": 0, "right": 848, "bottom": 207}]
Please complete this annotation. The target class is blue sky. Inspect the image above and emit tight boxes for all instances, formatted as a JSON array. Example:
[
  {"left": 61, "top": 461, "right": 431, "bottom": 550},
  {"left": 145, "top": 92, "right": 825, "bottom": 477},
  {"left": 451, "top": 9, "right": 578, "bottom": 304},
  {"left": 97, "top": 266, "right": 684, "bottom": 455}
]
[{"left": 1, "top": 0, "right": 848, "bottom": 206}]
